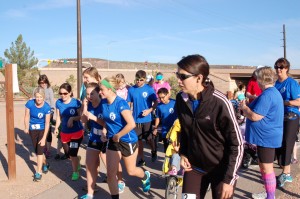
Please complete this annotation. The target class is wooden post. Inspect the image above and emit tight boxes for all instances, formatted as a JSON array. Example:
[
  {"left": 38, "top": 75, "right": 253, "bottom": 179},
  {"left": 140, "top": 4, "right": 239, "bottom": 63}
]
[{"left": 5, "top": 64, "right": 16, "bottom": 180}]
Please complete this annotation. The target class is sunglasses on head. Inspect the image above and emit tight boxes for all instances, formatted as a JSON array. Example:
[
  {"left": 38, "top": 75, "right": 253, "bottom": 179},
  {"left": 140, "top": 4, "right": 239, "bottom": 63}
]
[
  {"left": 175, "top": 72, "right": 196, "bottom": 81},
  {"left": 274, "top": 66, "right": 285, "bottom": 70},
  {"left": 59, "top": 92, "right": 69, "bottom": 96}
]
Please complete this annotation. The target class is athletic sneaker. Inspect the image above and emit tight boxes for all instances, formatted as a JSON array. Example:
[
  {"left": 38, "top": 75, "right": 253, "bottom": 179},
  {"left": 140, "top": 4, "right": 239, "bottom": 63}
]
[
  {"left": 142, "top": 171, "right": 151, "bottom": 192},
  {"left": 251, "top": 191, "right": 267, "bottom": 199},
  {"left": 33, "top": 172, "right": 42, "bottom": 182},
  {"left": 72, "top": 171, "right": 80, "bottom": 181},
  {"left": 278, "top": 173, "right": 293, "bottom": 187},
  {"left": 80, "top": 194, "right": 93, "bottom": 199},
  {"left": 42, "top": 163, "right": 50, "bottom": 174},
  {"left": 151, "top": 151, "right": 157, "bottom": 162},
  {"left": 137, "top": 159, "right": 146, "bottom": 166},
  {"left": 118, "top": 181, "right": 126, "bottom": 193}
]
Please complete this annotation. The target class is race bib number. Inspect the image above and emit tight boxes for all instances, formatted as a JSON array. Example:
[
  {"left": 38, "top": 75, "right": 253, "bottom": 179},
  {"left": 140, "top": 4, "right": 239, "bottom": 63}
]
[
  {"left": 70, "top": 142, "right": 79, "bottom": 148},
  {"left": 93, "top": 128, "right": 102, "bottom": 135},
  {"left": 182, "top": 193, "right": 196, "bottom": 199},
  {"left": 31, "top": 124, "right": 41, "bottom": 130}
]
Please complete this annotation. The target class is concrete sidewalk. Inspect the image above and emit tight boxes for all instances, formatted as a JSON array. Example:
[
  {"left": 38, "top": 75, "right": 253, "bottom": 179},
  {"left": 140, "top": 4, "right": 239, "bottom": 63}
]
[{"left": 1, "top": 101, "right": 300, "bottom": 199}]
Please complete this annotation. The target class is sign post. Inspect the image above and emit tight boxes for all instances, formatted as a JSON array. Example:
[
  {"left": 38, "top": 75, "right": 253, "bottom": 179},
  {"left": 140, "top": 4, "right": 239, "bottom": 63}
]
[{"left": 5, "top": 64, "right": 16, "bottom": 180}]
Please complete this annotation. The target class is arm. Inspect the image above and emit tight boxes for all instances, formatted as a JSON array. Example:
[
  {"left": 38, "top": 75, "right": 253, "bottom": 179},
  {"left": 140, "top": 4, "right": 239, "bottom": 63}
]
[
  {"left": 142, "top": 100, "right": 158, "bottom": 117},
  {"left": 152, "top": 117, "right": 160, "bottom": 136},
  {"left": 54, "top": 109, "right": 61, "bottom": 135},
  {"left": 49, "top": 88, "right": 55, "bottom": 110},
  {"left": 80, "top": 98, "right": 89, "bottom": 123},
  {"left": 284, "top": 98, "right": 300, "bottom": 107},
  {"left": 67, "top": 107, "right": 82, "bottom": 128},
  {"left": 219, "top": 99, "right": 244, "bottom": 186},
  {"left": 240, "top": 100, "right": 264, "bottom": 121},
  {"left": 24, "top": 108, "right": 30, "bottom": 134},
  {"left": 112, "top": 109, "right": 136, "bottom": 142}
]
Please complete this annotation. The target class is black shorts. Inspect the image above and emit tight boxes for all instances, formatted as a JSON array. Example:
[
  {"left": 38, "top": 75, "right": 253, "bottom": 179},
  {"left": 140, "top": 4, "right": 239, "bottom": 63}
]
[
  {"left": 257, "top": 146, "right": 275, "bottom": 164},
  {"left": 135, "top": 122, "right": 152, "bottom": 140},
  {"left": 29, "top": 129, "right": 46, "bottom": 155},
  {"left": 107, "top": 138, "right": 138, "bottom": 157},
  {"left": 87, "top": 140, "right": 107, "bottom": 153}
]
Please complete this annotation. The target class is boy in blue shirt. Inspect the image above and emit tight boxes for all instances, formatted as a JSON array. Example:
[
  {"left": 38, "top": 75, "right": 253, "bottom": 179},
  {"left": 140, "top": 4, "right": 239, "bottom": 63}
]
[
  {"left": 127, "top": 70, "right": 158, "bottom": 166},
  {"left": 153, "top": 88, "right": 177, "bottom": 153}
]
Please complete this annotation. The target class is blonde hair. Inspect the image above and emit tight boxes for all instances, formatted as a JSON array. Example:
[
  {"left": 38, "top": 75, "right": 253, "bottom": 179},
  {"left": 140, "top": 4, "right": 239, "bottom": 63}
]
[
  {"left": 103, "top": 76, "right": 118, "bottom": 89},
  {"left": 115, "top": 73, "right": 125, "bottom": 85},
  {"left": 83, "top": 67, "right": 102, "bottom": 82},
  {"left": 256, "top": 66, "right": 277, "bottom": 86},
  {"left": 33, "top": 87, "right": 45, "bottom": 99}
]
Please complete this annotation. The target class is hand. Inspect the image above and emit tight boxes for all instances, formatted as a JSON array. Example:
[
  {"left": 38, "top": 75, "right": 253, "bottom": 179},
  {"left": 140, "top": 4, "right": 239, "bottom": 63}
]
[
  {"left": 38, "top": 138, "right": 46, "bottom": 147},
  {"left": 221, "top": 183, "right": 234, "bottom": 199},
  {"left": 24, "top": 129, "right": 29, "bottom": 134},
  {"left": 112, "top": 134, "right": 120, "bottom": 142},
  {"left": 100, "top": 130, "right": 108, "bottom": 142},
  {"left": 180, "top": 155, "right": 192, "bottom": 172},
  {"left": 67, "top": 117, "right": 74, "bottom": 128},
  {"left": 152, "top": 128, "right": 158, "bottom": 136},
  {"left": 239, "top": 100, "right": 246, "bottom": 110},
  {"left": 54, "top": 128, "right": 59, "bottom": 135},
  {"left": 142, "top": 109, "right": 151, "bottom": 117}
]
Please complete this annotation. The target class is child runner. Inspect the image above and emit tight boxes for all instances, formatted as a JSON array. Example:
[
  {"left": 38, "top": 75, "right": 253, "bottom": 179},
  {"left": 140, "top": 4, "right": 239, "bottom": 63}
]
[
  {"left": 153, "top": 88, "right": 177, "bottom": 153},
  {"left": 100, "top": 77, "right": 151, "bottom": 198},
  {"left": 127, "top": 70, "right": 158, "bottom": 166},
  {"left": 115, "top": 73, "right": 130, "bottom": 100},
  {"left": 54, "top": 83, "right": 83, "bottom": 181},
  {"left": 24, "top": 87, "right": 51, "bottom": 181}
]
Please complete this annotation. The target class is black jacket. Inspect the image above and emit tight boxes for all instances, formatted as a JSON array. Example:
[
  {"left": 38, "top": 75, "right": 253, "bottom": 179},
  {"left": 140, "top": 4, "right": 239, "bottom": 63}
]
[{"left": 176, "top": 85, "right": 244, "bottom": 185}]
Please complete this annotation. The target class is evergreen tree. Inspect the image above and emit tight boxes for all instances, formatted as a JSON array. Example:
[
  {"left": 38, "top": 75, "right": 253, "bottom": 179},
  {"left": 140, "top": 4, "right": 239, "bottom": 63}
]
[{"left": 4, "top": 34, "right": 39, "bottom": 87}]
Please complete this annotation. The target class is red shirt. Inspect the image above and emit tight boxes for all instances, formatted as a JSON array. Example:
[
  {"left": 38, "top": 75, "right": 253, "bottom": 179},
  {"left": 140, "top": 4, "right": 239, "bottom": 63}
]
[{"left": 246, "top": 77, "right": 262, "bottom": 103}]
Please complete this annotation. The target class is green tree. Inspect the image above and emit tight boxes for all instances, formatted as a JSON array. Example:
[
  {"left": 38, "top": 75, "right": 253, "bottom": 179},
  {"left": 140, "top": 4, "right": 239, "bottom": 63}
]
[
  {"left": 4, "top": 34, "right": 39, "bottom": 86},
  {"left": 4, "top": 34, "right": 38, "bottom": 70}
]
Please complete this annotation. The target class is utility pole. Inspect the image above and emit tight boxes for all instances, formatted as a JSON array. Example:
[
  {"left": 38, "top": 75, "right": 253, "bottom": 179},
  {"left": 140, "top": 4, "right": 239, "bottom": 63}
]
[
  {"left": 282, "top": 24, "right": 286, "bottom": 59},
  {"left": 77, "top": 0, "right": 82, "bottom": 98}
]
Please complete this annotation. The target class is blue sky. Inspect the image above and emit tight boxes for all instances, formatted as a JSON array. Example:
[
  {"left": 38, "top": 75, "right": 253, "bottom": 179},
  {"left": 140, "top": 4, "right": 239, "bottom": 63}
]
[{"left": 1, "top": 0, "right": 300, "bottom": 68}]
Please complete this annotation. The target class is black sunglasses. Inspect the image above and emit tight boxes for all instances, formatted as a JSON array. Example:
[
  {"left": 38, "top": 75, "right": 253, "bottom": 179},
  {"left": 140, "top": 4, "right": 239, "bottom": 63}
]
[
  {"left": 175, "top": 72, "right": 196, "bottom": 81},
  {"left": 59, "top": 92, "right": 69, "bottom": 96},
  {"left": 274, "top": 66, "right": 285, "bottom": 70}
]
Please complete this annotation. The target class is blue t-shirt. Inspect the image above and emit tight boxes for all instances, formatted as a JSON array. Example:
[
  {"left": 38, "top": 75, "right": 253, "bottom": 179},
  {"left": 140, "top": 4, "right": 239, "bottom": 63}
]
[
  {"left": 56, "top": 98, "right": 83, "bottom": 133},
  {"left": 101, "top": 96, "right": 138, "bottom": 143},
  {"left": 127, "top": 84, "right": 157, "bottom": 123},
  {"left": 275, "top": 77, "right": 300, "bottom": 115},
  {"left": 88, "top": 101, "right": 103, "bottom": 143},
  {"left": 155, "top": 99, "right": 177, "bottom": 137},
  {"left": 25, "top": 99, "right": 51, "bottom": 130},
  {"left": 245, "top": 87, "right": 284, "bottom": 148}
]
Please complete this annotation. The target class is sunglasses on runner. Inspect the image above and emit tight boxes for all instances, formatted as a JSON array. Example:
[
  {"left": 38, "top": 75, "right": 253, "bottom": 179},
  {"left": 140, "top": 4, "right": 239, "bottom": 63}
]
[
  {"left": 175, "top": 72, "right": 197, "bottom": 81},
  {"left": 59, "top": 92, "right": 69, "bottom": 96},
  {"left": 274, "top": 66, "right": 285, "bottom": 70}
]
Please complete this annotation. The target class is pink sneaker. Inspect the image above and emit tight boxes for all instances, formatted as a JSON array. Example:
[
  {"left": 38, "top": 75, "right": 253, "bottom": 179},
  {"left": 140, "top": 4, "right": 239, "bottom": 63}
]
[{"left": 168, "top": 168, "right": 177, "bottom": 175}]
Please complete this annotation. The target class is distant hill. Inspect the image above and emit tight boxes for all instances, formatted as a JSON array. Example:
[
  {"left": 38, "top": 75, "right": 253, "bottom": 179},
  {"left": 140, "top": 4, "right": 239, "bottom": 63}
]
[{"left": 44, "top": 58, "right": 253, "bottom": 70}]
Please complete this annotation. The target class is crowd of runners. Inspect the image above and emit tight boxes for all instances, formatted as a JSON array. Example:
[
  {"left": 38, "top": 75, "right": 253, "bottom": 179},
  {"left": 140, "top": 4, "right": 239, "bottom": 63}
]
[{"left": 23, "top": 54, "right": 299, "bottom": 199}]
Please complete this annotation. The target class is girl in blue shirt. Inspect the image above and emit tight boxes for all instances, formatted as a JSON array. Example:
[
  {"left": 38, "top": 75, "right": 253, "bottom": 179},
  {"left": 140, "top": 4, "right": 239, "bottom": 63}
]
[
  {"left": 274, "top": 58, "right": 300, "bottom": 188},
  {"left": 99, "top": 77, "right": 151, "bottom": 199},
  {"left": 54, "top": 83, "right": 83, "bottom": 181},
  {"left": 24, "top": 87, "right": 51, "bottom": 181}
]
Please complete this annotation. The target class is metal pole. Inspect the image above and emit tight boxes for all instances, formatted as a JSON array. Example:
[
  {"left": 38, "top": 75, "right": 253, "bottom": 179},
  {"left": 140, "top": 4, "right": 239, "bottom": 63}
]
[
  {"left": 77, "top": 0, "right": 82, "bottom": 98},
  {"left": 283, "top": 24, "right": 286, "bottom": 59},
  {"left": 5, "top": 64, "right": 16, "bottom": 181}
]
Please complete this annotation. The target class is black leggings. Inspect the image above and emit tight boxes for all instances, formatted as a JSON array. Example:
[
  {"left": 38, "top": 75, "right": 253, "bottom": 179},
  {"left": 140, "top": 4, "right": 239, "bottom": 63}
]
[
  {"left": 63, "top": 136, "right": 83, "bottom": 157},
  {"left": 29, "top": 130, "right": 46, "bottom": 155},
  {"left": 276, "top": 116, "right": 299, "bottom": 166},
  {"left": 182, "top": 168, "right": 236, "bottom": 199},
  {"left": 46, "top": 114, "right": 54, "bottom": 143}
]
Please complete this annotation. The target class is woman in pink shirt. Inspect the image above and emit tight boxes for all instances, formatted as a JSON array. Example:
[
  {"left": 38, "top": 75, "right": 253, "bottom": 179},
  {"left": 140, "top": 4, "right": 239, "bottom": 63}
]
[
  {"left": 115, "top": 73, "right": 131, "bottom": 100},
  {"left": 152, "top": 72, "right": 171, "bottom": 96}
]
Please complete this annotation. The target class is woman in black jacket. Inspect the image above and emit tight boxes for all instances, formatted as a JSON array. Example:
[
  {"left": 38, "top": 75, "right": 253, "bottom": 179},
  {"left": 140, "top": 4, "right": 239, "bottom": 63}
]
[{"left": 176, "top": 54, "right": 244, "bottom": 199}]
